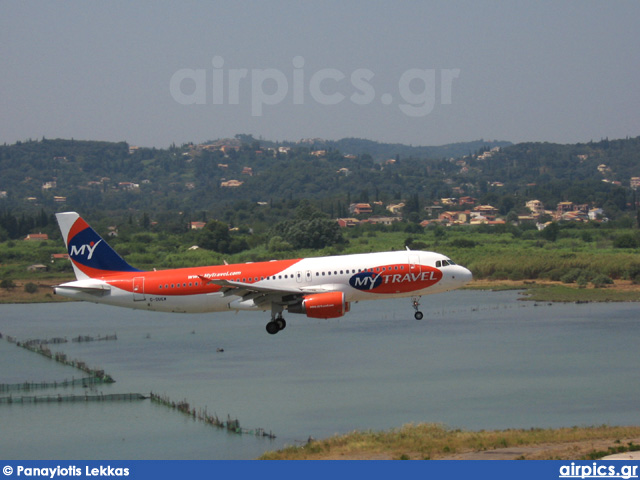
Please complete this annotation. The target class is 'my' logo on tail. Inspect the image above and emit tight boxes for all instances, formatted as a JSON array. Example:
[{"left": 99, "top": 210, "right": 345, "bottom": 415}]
[{"left": 70, "top": 240, "right": 103, "bottom": 260}]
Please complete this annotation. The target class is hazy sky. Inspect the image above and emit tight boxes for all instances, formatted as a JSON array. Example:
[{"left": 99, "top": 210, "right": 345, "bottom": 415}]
[{"left": 2, "top": 1, "right": 639, "bottom": 148}]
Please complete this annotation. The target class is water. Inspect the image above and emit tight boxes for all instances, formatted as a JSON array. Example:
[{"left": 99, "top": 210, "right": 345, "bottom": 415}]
[{"left": 1, "top": 291, "right": 639, "bottom": 459}]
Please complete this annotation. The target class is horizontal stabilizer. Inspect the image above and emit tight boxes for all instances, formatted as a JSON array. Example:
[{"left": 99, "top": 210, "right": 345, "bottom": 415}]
[{"left": 54, "top": 281, "right": 111, "bottom": 297}]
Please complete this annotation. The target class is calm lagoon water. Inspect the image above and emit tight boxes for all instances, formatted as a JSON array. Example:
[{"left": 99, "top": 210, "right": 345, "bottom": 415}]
[{"left": 1, "top": 291, "right": 639, "bottom": 459}]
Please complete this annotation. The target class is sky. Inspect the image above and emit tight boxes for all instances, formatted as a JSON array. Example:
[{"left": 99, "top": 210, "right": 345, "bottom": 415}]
[{"left": 1, "top": 1, "right": 639, "bottom": 148}]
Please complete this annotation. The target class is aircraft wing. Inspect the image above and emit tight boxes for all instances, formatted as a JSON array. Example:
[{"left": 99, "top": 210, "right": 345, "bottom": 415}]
[{"left": 200, "top": 277, "right": 334, "bottom": 301}]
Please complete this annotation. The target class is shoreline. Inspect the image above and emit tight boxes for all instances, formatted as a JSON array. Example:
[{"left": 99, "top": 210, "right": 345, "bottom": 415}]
[
  {"left": 1, "top": 278, "right": 639, "bottom": 305},
  {"left": 0, "top": 277, "right": 72, "bottom": 305},
  {"left": 259, "top": 424, "right": 640, "bottom": 460},
  {"left": 465, "top": 279, "right": 640, "bottom": 302}
]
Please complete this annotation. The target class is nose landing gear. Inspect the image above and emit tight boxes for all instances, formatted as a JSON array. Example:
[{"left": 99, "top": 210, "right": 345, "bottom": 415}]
[{"left": 412, "top": 297, "right": 423, "bottom": 320}]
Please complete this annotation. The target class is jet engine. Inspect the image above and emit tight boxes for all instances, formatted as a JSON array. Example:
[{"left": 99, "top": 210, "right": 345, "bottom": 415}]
[{"left": 288, "top": 291, "right": 350, "bottom": 319}]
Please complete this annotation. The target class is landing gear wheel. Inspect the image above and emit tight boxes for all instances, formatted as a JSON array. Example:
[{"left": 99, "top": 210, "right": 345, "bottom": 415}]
[
  {"left": 411, "top": 297, "right": 423, "bottom": 321},
  {"left": 266, "top": 315, "right": 287, "bottom": 335},
  {"left": 266, "top": 321, "right": 280, "bottom": 335}
]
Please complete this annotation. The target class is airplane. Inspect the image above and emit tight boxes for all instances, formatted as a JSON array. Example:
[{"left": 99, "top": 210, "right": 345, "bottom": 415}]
[{"left": 53, "top": 212, "right": 473, "bottom": 334}]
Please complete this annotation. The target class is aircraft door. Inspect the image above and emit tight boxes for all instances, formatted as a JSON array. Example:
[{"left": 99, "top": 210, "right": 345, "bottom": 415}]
[
  {"left": 408, "top": 254, "right": 422, "bottom": 274},
  {"left": 297, "top": 271, "right": 313, "bottom": 283},
  {"left": 133, "top": 277, "right": 145, "bottom": 301}
]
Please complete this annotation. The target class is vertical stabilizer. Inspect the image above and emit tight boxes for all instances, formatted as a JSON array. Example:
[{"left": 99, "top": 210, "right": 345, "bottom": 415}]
[{"left": 55, "top": 212, "right": 141, "bottom": 279}]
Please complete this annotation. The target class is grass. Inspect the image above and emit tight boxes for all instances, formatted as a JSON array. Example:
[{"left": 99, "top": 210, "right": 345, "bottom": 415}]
[
  {"left": 523, "top": 283, "right": 640, "bottom": 303},
  {"left": 3, "top": 225, "right": 640, "bottom": 304},
  {"left": 584, "top": 442, "right": 640, "bottom": 460},
  {"left": 467, "top": 280, "right": 640, "bottom": 302},
  {"left": 0, "top": 277, "right": 72, "bottom": 304},
  {"left": 259, "top": 424, "right": 640, "bottom": 460}
]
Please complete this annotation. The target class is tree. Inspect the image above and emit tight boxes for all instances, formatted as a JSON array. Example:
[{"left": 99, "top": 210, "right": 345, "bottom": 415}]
[
  {"left": 272, "top": 217, "right": 345, "bottom": 250},
  {"left": 1, "top": 279, "right": 16, "bottom": 290},
  {"left": 540, "top": 222, "right": 560, "bottom": 242},
  {"left": 295, "top": 199, "right": 323, "bottom": 221},
  {"left": 405, "top": 194, "right": 420, "bottom": 214},
  {"left": 198, "top": 220, "right": 249, "bottom": 253},
  {"left": 268, "top": 236, "right": 293, "bottom": 252},
  {"left": 498, "top": 195, "right": 516, "bottom": 215},
  {"left": 613, "top": 233, "right": 640, "bottom": 249},
  {"left": 199, "top": 220, "right": 232, "bottom": 252}
]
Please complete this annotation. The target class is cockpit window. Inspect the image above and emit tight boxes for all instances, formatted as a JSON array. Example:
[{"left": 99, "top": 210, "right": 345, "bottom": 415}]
[{"left": 436, "top": 259, "right": 457, "bottom": 268}]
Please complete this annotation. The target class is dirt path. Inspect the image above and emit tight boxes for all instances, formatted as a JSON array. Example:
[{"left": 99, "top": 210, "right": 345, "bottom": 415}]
[
  {"left": 315, "top": 436, "right": 640, "bottom": 460},
  {"left": 439, "top": 436, "right": 640, "bottom": 460}
]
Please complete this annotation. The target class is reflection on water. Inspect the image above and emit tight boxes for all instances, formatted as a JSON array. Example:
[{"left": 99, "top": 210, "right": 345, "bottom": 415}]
[{"left": 1, "top": 291, "right": 639, "bottom": 459}]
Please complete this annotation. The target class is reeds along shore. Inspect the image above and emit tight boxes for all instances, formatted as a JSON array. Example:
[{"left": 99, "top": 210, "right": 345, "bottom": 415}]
[
  {"left": 150, "top": 392, "right": 275, "bottom": 439},
  {"left": 1, "top": 331, "right": 276, "bottom": 440},
  {"left": 0, "top": 393, "right": 146, "bottom": 404},
  {"left": 0, "top": 376, "right": 108, "bottom": 394},
  {"left": 3, "top": 334, "right": 115, "bottom": 383}
]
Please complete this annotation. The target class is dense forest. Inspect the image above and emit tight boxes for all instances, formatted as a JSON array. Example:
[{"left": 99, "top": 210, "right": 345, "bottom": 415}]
[{"left": 0, "top": 134, "right": 639, "bottom": 243}]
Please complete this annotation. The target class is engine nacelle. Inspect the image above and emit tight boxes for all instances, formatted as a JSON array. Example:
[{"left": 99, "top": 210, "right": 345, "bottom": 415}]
[{"left": 289, "top": 291, "right": 350, "bottom": 319}]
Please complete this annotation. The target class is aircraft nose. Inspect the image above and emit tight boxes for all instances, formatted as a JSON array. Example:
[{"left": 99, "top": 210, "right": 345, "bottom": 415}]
[
  {"left": 460, "top": 266, "right": 473, "bottom": 285},
  {"left": 454, "top": 265, "right": 473, "bottom": 285}
]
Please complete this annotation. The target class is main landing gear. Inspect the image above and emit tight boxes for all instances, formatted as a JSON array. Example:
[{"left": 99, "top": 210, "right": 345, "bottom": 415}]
[
  {"left": 412, "top": 297, "right": 424, "bottom": 320},
  {"left": 266, "top": 308, "right": 287, "bottom": 335}
]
